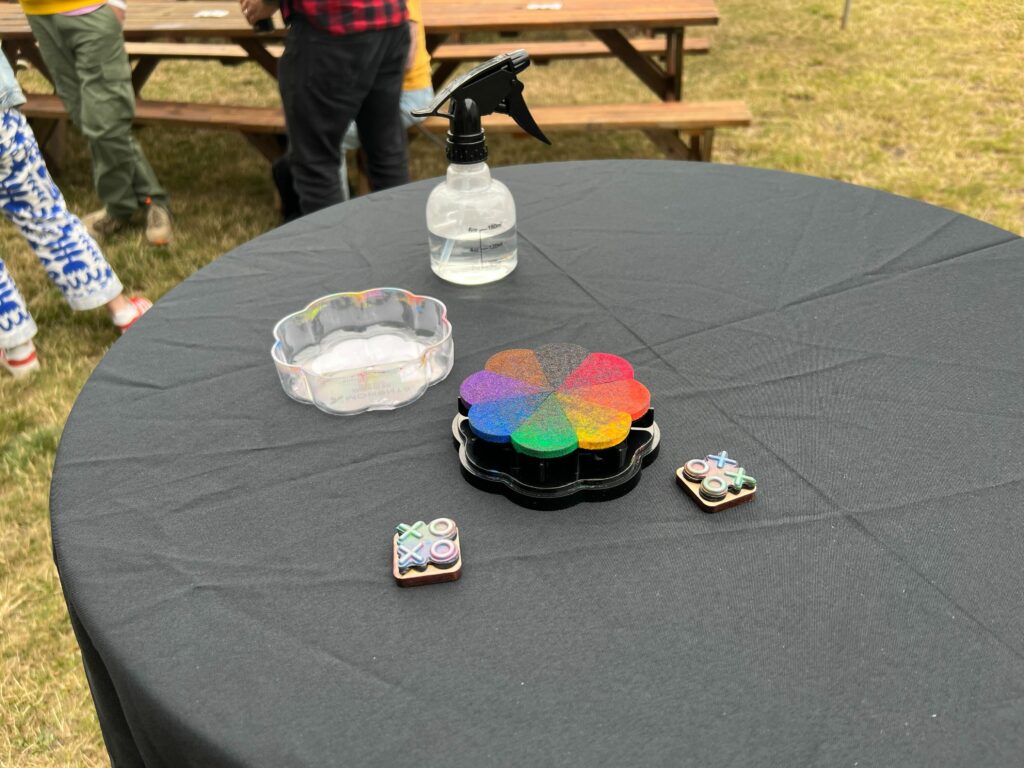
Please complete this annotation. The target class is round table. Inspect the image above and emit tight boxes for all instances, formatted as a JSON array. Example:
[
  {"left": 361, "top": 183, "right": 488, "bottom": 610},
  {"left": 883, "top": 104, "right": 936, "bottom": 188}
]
[{"left": 53, "top": 161, "right": 1024, "bottom": 767}]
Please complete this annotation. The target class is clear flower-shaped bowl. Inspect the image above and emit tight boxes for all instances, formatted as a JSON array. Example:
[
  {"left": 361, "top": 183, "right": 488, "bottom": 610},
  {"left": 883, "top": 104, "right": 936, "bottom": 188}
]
[{"left": 271, "top": 288, "right": 453, "bottom": 415}]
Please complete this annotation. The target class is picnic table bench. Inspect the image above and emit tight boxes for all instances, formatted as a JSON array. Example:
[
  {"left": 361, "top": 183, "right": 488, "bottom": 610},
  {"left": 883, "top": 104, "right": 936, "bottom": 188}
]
[{"left": 21, "top": 93, "right": 750, "bottom": 162}]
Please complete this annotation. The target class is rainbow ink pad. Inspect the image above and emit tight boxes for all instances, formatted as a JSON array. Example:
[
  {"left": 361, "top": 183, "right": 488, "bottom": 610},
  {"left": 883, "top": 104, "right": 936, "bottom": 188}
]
[
  {"left": 675, "top": 451, "right": 757, "bottom": 512},
  {"left": 452, "top": 343, "right": 660, "bottom": 508},
  {"left": 392, "top": 517, "right": 462, "bottom": 586}
]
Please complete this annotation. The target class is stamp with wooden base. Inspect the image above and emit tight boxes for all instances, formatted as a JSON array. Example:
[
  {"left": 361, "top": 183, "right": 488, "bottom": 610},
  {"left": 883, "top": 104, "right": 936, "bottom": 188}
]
[
  {"left": 392, "top": 517, "right": 463, "bottom": 587},
  {"left": 676, "top": 451, "right": 757, "bottom": 512}
]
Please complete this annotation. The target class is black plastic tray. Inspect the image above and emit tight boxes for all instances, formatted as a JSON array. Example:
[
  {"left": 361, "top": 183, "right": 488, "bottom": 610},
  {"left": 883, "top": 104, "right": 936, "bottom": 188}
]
[{"left": 452, "top": 400, "right": 660, "bottom": 509}]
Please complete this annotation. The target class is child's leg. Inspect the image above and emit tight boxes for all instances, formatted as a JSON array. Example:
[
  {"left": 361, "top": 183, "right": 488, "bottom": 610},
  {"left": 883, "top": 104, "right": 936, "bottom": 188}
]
[
  {"left": 0, "top": 108, "right": 123, "bottom": 312},
  {"left": 0, "top": 254, "right": 37, "bottom": 349}
]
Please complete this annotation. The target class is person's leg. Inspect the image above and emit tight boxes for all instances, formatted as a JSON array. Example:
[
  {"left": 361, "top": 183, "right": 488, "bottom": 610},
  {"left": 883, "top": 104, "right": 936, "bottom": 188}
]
[
  {"left": 354, "top": 23, "right": 410, "bottom": 192},
  {"left": 27, "top": 14, "right": 85, "bottom": 127},
  {"left": 58, "top": 9, "right": 168, "bottom": 220},
  {"left": 126, "top": 137, "right": 168, "bottom": 211},
  {"left": 0, "top": 108, "right": 150, "bottom": 340},
  {"left": 0, "top": 257, "right": 38, "bottom": 352},
  {"left": 279, "top": 21, "right": 387, "bottom": 214},
  {"left": 339, "top": 122, "right": 361, "bottom": 202},
  {"left": 0, "top": 266, "right": 38, "bottom": 377},
  {"left": 271, "top": 155, "right": 302, "bottom": 223},
  {"left": 0, "top": 109, "right": 123, "bottom": 312},
  {"left": 340, "top": 87, "right": 431, "bottom": 201},
  {"left": 0, "top": 108, "right": 39, "bottom": 375}
]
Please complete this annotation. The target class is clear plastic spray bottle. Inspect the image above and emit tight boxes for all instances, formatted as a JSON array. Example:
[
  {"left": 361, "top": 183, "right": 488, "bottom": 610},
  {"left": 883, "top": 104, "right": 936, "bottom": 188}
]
[{"left": 413, "top": 50, "right": 550, "bottom": 285}]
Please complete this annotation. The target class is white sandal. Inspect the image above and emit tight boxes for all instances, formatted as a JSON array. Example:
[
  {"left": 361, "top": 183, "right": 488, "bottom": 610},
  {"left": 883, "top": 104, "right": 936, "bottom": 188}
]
[
  {"left": 1, "top": 340, "right": 39, "bottom": 378},
  {"left": 113, "top": 296, "right": 153, "bottom": 334}
]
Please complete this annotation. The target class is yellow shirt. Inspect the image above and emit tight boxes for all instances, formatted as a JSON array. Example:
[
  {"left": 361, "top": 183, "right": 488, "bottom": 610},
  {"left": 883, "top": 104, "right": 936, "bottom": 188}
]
[
  {"left": 20, "top": 0, "right": 100, "bottom": 14},
  {"left": 403, "top": 0, "right": 432, "bottom": 92}
]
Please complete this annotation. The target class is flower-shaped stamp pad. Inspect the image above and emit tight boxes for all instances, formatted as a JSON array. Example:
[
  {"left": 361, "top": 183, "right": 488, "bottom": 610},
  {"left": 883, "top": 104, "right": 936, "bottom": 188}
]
[
  {"left": 676, "top": 451, "right": 757, "bottom": 512},
  {"left": 452, "top": 343, "right": 660, "bottom": 508},
  {"left": 393, "top": 517, "right": 462, "bottom": 587}
]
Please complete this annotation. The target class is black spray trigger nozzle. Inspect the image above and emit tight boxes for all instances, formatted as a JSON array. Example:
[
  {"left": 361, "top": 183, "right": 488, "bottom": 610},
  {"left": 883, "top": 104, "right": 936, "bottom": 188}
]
[
  {"left": 498, "top": 80, "right": 551, "bottom": 145},
  {"left": 411, "top": 49, "right": 551, "bottom": 163}
]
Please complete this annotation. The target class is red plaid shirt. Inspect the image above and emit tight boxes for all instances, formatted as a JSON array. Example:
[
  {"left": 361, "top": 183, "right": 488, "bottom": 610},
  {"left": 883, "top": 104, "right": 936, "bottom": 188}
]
[{"left": 282, "top": 0, "right": 407, "bottom": 35}]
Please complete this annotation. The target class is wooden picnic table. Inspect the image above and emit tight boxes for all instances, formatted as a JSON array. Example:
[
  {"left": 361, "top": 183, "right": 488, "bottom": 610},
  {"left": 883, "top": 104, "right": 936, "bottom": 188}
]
[
  {"left": 0, "top": 0, "right": 719, "bottom": 100},
  {"left": 5, "top": 0, "right": 745, "bottom": 166},
  {"left": 424, "top": 0, "right": 719, "bottom": 100}
]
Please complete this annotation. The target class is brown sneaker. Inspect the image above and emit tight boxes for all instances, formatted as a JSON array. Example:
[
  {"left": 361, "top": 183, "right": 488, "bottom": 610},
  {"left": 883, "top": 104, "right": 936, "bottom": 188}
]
[
  {"left": 82, "top": 209, "right": 129, "bottom": 242},
  {"left": 145, "top": 201, "right": 173, "bottom": 246}
]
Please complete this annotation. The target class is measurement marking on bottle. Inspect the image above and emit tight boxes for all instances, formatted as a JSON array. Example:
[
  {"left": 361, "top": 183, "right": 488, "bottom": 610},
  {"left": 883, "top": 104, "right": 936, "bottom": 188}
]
[
  {"left": 469, "top": 240, "right": 504, "bottom": 254},
  {"left": 467, "top": 223, "right": 504, "bottom": 256}
]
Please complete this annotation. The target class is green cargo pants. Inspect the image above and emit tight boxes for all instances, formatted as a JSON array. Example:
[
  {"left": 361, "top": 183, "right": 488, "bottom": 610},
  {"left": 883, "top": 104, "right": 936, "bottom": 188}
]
[{"left": 28, "top": 5, "right": 168, "bottom": 220}]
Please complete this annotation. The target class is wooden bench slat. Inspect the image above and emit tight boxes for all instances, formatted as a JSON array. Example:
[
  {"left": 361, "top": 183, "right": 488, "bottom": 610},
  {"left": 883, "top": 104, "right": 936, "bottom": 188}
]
[
  {"left": 20, "top": 94, "right": 749, "bottom": 164},
  {"left": 22, "top": 93, "right": 750, "bottom": 133},
  {"left": 22, "top": 93, "right": 285, "bottom": 132},
  {"left": 123, "top": 37, "right": 708, "bottom": 64},
  {"left": 133, "top": 101, "right": 285, "bottom": 130},
  {"left": 445, "top": 101, "right": 751, "bottom": 133},
  {"left": 432, "top": 36, "right": 709, "bottom": 62},
  {"left": 125, "top": 42, "right": 267, "bottom": 59}
]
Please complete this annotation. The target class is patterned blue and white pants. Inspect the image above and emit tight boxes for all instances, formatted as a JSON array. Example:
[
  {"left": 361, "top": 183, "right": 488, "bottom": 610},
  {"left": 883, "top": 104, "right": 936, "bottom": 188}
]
[{"left": 0, "top": 107, "right": 122, "bottom": 348}]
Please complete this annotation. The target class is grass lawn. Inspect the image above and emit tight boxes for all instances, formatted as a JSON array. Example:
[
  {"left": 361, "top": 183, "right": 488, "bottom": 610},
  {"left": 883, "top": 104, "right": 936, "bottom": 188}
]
[{"left": 1, "top": 0, "right": 1021, "bottom": 763}]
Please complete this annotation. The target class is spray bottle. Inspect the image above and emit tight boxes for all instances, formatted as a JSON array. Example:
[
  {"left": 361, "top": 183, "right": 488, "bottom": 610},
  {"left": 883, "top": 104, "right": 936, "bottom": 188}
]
[{"left": 412, "top": 50, "right": 550, "bottom": 285}]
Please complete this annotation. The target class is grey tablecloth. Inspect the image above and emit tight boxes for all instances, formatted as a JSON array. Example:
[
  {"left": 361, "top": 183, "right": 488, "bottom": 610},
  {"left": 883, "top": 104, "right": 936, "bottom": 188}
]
[{"left": 52, "top": 161, "right": 1024, "bottom": 767}]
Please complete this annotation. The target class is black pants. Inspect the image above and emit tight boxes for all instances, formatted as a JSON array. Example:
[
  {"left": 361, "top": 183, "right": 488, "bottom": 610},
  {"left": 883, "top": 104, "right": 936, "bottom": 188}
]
[{"left": 278, "top": 19, "right": 410, "bottom": 215}]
